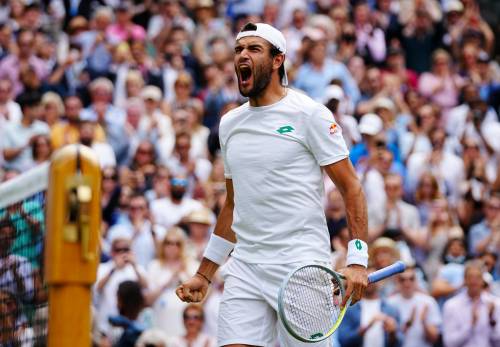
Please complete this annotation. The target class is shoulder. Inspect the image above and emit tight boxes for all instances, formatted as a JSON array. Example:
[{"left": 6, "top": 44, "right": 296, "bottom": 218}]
[
  {"left": 219, "top": 102, "right": 249, "bottom": 132},
  {"left": 443, "top": 291, "right": 465, "bottom": 311},
  {"left": 286, "top": 88, "right": 329, "bottom": 118}
]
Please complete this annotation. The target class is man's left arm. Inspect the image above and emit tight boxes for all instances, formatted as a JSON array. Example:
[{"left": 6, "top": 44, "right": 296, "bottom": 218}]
[{"left": 323, "top": 158, "right": 368, "bottom": 306}]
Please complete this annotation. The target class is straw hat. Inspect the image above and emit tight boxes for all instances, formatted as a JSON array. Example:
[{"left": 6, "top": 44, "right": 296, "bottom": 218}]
[
  {"left": 186, "top": 208, "right": 213, "bottom": 225},
  {"left": 369, "top": 237, "right": 400, "bottom": 261}
]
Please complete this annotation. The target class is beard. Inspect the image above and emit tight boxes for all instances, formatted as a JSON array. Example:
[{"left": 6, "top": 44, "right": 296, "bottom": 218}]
[{"left": 238, "top": 60, "right": 274, "bottom": 98}]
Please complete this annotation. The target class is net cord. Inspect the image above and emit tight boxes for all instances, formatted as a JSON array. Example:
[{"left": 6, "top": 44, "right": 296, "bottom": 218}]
[{"left": 0, "top": 162, "right": 49, "bottom": 209}]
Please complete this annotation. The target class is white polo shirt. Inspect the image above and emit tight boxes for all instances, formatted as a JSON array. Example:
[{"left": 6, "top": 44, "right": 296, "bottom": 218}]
[{"left": 219, "top": 88, "right": 349, "bottom": 264}]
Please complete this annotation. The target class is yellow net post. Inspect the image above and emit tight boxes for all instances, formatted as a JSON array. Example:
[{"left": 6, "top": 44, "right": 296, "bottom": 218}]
[{"left": 45, "top": 145, "right": 101, "bottom": 346}]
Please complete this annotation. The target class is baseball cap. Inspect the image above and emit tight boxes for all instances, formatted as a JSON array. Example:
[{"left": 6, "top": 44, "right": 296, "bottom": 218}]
[
  {"left": 141, "top": 85, "right": 162, "bottom": 101},
  {"left": 236, "top": 23, "right": 288, "bottom": 86},
  {"left": 359, "top": 113, "right": 383, "bottom": 136},
  {"left": 444, "top": 0, "right": 464, "bottom": 13},
  {"left": 322, "top": 85, "right": 344, "bottom": 104},
  {"left": 373, "top": 97, "right": 396, "bottom": 113}
]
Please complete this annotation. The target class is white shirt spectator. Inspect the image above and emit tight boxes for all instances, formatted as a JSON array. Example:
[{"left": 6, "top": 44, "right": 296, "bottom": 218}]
[
  {"left": 146, "top": 259, "right": 198, "bottom": 336},
  {"left": 406, "top": 151, "right": 465, "bottom": 205},
  {"left": 1, "top": 120, "right": 50, "bottom": 171},
  {"left": 361, "top": 298, "right": 385, "bottom": 347},
  {"left": 91, "top": 142, "right": 116, "bottom": 168},
  {"left": 169, "top": 334, "right": 216, "bottom": 347},
  {"left": 387, "top": 292, "right": 442, "bottom": 347},
  {"left": 105, "top": 221, "right": 166, "bottom": 269},
  {"left": 150, "top": 197, "right": 203, "bottom": 229},
  {"left": 93, "top": 261, "right": 147, "bottom": 334}
]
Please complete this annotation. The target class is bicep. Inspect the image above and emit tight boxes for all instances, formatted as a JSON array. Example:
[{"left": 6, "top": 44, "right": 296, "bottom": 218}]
[{"left": 322, "top": 158, "right": 361, "bottom": 194}]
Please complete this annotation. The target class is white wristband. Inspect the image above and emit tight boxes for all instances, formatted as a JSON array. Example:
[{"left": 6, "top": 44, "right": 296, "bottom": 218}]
[
  {"left": 346, "top": 239, "right": 369, "bottom": 268},
  {"left": 203, "top": 234, "right": 235, "bottom": 265}
]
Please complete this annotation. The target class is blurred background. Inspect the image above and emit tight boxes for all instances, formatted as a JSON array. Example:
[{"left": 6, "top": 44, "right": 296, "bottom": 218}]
[{"left": 0, "top": 0, "right": 499, "bottom": 346}]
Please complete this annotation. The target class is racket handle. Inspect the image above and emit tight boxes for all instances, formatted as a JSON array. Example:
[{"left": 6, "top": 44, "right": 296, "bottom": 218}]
[{"left": 368, "top": 261, "right": 406, "bottom": 283}]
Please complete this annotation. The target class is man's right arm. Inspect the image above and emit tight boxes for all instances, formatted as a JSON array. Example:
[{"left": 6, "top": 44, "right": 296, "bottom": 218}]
[{"left": 176, "top": 179, "right": 235, "bottom": 302}]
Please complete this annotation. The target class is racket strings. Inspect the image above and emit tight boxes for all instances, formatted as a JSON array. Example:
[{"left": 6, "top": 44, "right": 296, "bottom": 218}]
[{"left": 281, "top": 266, "right": 343, "bottom": 340}]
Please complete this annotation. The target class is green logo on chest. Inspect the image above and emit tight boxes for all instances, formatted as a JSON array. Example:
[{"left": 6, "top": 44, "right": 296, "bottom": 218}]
[{"left": 276, "top": 125, "right": 295, "bottom": 134}]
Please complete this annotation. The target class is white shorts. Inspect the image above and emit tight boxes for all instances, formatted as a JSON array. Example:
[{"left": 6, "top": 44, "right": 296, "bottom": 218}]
[{"left": 217, "top": 257, "right": 332, "bottom": 347}]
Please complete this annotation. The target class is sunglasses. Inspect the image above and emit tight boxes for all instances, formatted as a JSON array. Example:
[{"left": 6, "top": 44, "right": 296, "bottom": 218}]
[
  {"left": 164, "top": 240, "right": 181, "bottom": 247},
  {"left": 183, "top": 314, "right": 202, "bottom": 321},
  {"left": 113, "top": 247, "right": 130, "bottom": 253},
  {"left": 399, "top": 276, "right": 415, "bottom": 282}
]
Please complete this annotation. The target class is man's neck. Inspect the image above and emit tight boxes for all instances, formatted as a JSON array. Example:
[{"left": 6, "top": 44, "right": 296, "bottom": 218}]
[
  {"left": 249, "top": 83, "right": 287, "bottom": 107},
  {"left": 21, "top": 117, "right": 33, "bottom": 126}
]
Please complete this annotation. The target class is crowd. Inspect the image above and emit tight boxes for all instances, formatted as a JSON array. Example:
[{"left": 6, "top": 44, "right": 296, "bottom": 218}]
[{"left": 0, "top": 0, "right": 499, "bottom": 346}]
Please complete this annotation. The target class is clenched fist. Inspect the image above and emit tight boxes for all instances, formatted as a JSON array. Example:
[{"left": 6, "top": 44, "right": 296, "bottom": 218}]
[{"left": 176, "top": 273, "right": 210, "bottom": 303}]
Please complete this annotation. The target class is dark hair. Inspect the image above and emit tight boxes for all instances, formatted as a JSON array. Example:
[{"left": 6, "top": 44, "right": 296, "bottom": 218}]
[
  {"left": 117, "top": 281, "right": 144, "bottom": 319},
  {"left": 16, "top": 91, "right": 41, "bottom": 111},
  {"left": 240, "top": 22, "right": 286, "bottom": 84}
]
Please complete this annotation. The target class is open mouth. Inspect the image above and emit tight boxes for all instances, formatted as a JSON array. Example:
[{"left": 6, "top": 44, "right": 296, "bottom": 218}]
[{"left": 238, "top": 65, "right": 252, "bottom": 85}]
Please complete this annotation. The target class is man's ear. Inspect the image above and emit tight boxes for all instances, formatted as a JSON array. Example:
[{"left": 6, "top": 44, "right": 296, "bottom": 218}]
[{"left": 273, "top": 54, "right": 285, "bottom": 71}]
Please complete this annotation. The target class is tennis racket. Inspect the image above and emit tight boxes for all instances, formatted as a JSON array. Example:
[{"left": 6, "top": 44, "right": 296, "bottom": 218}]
[{"left": 278, "top": 261, "right": 406, "bottom": 343}]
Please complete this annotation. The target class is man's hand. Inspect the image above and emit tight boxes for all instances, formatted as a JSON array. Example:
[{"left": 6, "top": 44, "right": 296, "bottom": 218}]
[
  {"left": 176, "top": 273, "right": 210, "bottom": 303},
  {"left": 340, "top": 265, "right": 368, "bottom": 307}
]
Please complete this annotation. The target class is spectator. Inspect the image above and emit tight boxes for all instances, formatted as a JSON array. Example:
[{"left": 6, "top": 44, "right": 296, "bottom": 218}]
[
  {"left": 0, "top": 289, "right": 34, "bottom": 347},
  {"left": 40, "top": 92, "right": 64, "bottom": 127},
  {"left": 431, "top": 237, "right": 467, "bottom": 308},
  {"left": 369, "top": 173, "right": 420, "bottom": 265},
  {"left": 105, "top": 193, "right": 164, "bottom": 268},
  {"left": 388, "top": 267, "right": 441, "bottom": 347},
  {"left": 150, "top": 176, "right": 203, "bottom": 229},
  {"left": 30, "top": 134, "right": 52, "bottom": 168},
  {"left": 338, "top": 266, "right": 403, "bottom": 347},
  {"left": 93, "top": 236, "right": 148, "bottom": 337},
  {"left": 78, "top": 115, "right": 116, "bottom": 168},
  {"left": 0, "top": 78, "right": 22, "bottom": 125},
  {"left": 468, "top": 194, "right": 500, "bottom": 257},
  {"left": 82, "top": 77, "right": 128, "bottom": 164},
  {"left": 170, "top": 304, "right": 216, "bottom": 347},
  {"left": 413, "top": 172, "right": 441, "bottom": 226},
  {"left": 185, "top": 207, "right": 214, "bottom": 261},
  {"left": 0, "top": 29, "right": 48, "bottom": 96},
  {"left": 406, "top": 127, "right": 465, "bottom": 205},
  {"left": 108, "top": 281, "right": 146, "bottom": 347},
  {"left": 146, "top": 227, "right": 198, "bottom": 336},
  {"left": 50, "top": 95, "right": 106, "bottom": 149},
  {"left": 294, "top": 36, "right": 360, "bottom": 103},
  {"left": 1, "top": 92, "right": 49, "bottom": 172},
  {"left": 106, "top": 2, "right": 146, "bottom": 45},
  {"left": 418, "top": 49, "right": 465, "bottom": 115},
  {"left": 442, "top": 260, "right": 500, "bottom": 347}
]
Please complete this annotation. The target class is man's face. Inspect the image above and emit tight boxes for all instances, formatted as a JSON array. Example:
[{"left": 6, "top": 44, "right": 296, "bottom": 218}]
[
  {"left": 17, "top": 31, "right": 34, "bottom": 58},
  {"left": 0, "top": 80, "right": 11, "bottom": 103},
  {"left": 398, "top": 269, "right": 417, "bottom": 296},
  {"left": 65, "top": 97, "right": 82, "bottom": 121},
  {"left": 234, "top": 36, "right": 275, "bottom": 98},
  {"left": 464, "top": 266, "right": 484, "bottom": 297},
  {"left": 385, "top": 175, "right": 402, "bottom": 201}
]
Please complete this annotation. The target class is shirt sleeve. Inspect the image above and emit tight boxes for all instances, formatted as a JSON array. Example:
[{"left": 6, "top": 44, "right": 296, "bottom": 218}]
[
  {"left": 305, "top": 104, "right": 349, "bottom": 166},
  {"left": 219, "top": 123, "right": 232, "bottom": 179}
]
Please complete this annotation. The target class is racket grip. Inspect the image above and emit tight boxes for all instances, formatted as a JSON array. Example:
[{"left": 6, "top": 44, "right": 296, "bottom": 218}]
[{"left": 368, "top": 261, "right": 406, "bottom": 283}]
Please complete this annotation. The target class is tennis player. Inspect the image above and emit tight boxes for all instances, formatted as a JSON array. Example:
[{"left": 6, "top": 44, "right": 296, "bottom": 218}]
[{"left": 176, "top": 23, "right": 369, "bottom": 347}]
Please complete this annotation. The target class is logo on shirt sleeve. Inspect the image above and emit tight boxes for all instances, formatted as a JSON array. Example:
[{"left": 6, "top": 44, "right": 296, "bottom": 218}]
[{"left": 329, "top": 123, "right": 338, "bottom": 134}]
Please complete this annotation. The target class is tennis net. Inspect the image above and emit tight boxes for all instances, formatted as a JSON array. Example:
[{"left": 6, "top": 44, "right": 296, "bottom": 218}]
[{"left": 0, "top": 163, "right": 49, "bottom": 347}]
